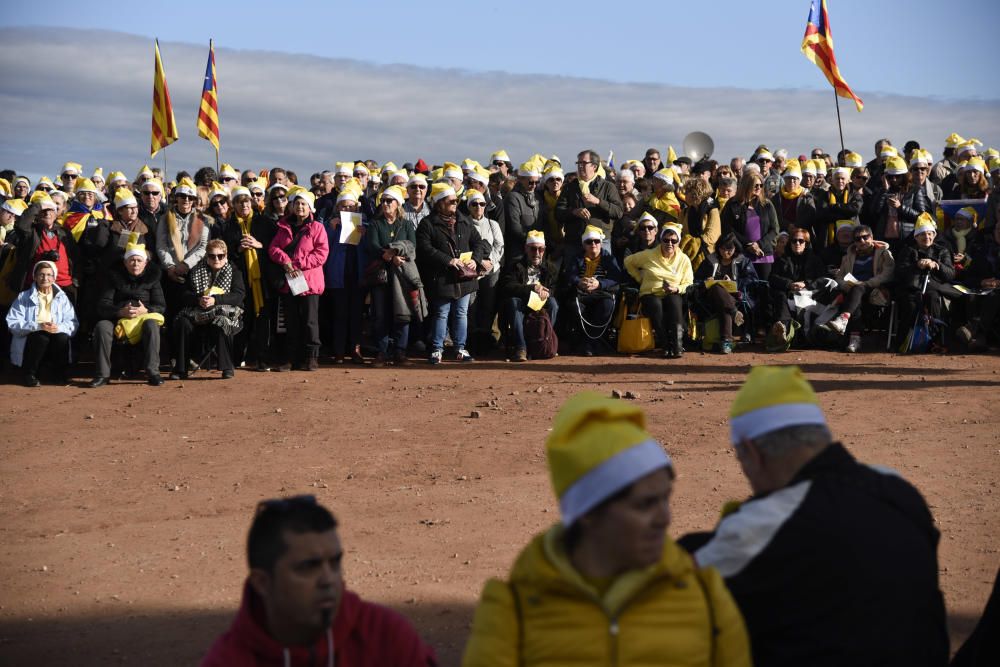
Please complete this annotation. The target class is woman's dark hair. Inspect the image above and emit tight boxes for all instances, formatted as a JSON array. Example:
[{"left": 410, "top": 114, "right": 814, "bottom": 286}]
[
  {"left": 194, "top": 167, "right": 217, "bottom": 187},
  {"left": 175, "top": 170, "right": 191, "bottom": 182},
  {"left": 716, "top": 232, "right": 741, "bottom": 256}
]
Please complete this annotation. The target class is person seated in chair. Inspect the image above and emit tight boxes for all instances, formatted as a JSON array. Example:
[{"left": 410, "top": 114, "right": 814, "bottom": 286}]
[
  {"left": 498, "top": 231, "right": 560, "bottom": 362},
  {"left": 563, "top": 225, "right": 623, "bottom": 356},
  {"left": 823, "top": 224, "right": 895, "bottom": 353},
  {"left": 89, "top": 243, "right": 165, "bottom": 387},
  {"left": 693, "top": 233, "right": 759, "bottom": 354},
  {"left": 894, "top": 213, "right": 956, "bottom": 350},
  {"left": 5, "top": 260, "right": 78, "bottom": 386},
  {"left": 171, "top": 239, "right": 246, "bottom": 380}
]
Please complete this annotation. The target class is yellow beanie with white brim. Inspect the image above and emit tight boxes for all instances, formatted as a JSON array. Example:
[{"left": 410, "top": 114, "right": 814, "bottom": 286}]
[
  {"left": 547, "top": 392, "right": 673, "bottom": 526},
  {"left": 730, "top": 366, "right": 826, "bottom": 444}
]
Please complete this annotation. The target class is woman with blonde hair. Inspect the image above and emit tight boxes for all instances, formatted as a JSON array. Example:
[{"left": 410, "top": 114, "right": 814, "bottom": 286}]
[{"left": 679, "top": 177, "right": 721, "bottom": 272}]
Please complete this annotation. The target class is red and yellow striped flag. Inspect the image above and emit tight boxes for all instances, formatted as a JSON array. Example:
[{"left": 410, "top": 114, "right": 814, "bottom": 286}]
[
  {"left": 150, "top": 39, "right": 179, "bottom": 158},
  {"left": 801, "top": 0, "right": 863, "bottom": 112},
  {"left": 197, "top": 40, "right": 220, "bottom": 153}
]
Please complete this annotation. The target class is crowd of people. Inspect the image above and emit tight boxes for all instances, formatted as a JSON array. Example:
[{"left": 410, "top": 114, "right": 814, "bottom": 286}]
[
  {"left": 2, "top": 133, "right": 999, "bottom": 385},
  {"left": 196, "top": 368, "right": 996, "bottom": 666}
]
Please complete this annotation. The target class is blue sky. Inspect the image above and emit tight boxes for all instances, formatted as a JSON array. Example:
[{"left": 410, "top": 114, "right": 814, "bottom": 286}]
[{"left": 2, "top": 0, "right": 996, "bottom": 101}]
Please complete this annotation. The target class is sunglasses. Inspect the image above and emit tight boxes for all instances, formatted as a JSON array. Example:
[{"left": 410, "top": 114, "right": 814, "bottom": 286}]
[
  {"left": 469, "top": 202, "right": 486, "bottom": 208},
  {"left": 584, "top": 239, "right": 602, "bottom": 245},
  {"left": 575, "top": 161, "right": 595, "bottom": 166},
  {"left": 661, "top": 237, "right": 679, "bottom": 245},
  {"left": 408, "top": 184, "right": 427, "bottom": 190},
  {"left": 641, "top": 225, "right": 657, "bottom": 231},
  {"left": 526, "top": 181, "right": 539, "bottom": 187},
  {"left": 492, "top": 161, "right": 506, "bottom": 166},
  {"left": 791, "top": 238, "right": 808, "bottom": 244},
  {"left": 255, "top": 494, "right": 317, "bottom": 516},
  {"left": 222, "top": 177, "right": 237, "bottom": 183},
  {"left": 443, "top": 199, "right": 458, "bottom": 206},
  {"left": 752, "top": 183, "right": 763, "bottom": 189},
  {"left": 855, "top": 234, "right": 872, "bottom": 241},
  {"left": 207, "top": 253, "right": 226, "bottom": 259}
]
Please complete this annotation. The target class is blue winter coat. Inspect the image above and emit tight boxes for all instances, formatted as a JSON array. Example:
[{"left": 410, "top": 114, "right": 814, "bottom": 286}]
[{"left": 5, "top": 284, "right": 78, "bottom": 366}]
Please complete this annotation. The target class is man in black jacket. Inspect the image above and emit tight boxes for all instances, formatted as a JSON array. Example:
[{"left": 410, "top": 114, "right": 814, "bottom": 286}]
[
  {"left": 89, "top": 244, "right": 166, "bottom": 387},
  {"left": 681, "top": 366, "right": 948, "bottom": 667},
  {"left": 497, "top": 231, "right": 560, "bottom": 362},
  {"left": 556, "top": 149, "right": 623, "bottom": 254}
]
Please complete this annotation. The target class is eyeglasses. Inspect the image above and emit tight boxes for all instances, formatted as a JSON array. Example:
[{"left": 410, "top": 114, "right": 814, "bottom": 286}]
[
  {"left": 255, "top": 494, "right": 317, "bottom": 516},
  {"left": 222, "top": 177, "right": 237, "bottom": 183},
  {"left": 584, "top": 239, "right": 602, "bottom": 245},
  {"left": 661, "top": 237, "right": 679, "bottom": 245},
  {"left": 641, "top": 225, "right": 657, "bottom": 231},
  {"left": 575, "top": 161, "right": 595, "bottom": 166},
  {"left": 469, "top": 202, "right": 486, "bottom": 208},
  {"left": 251, "top": 191, "right": 265, "bottom": 197},
  {"left": 443, "top": 199, "right": 458, "bottom": 206},
  {"left": 751, "top": 183, "right": 763, "bottom": 190},
  {"left": 852, "top": 174, "right": 867, "bottom": 180},
  {"left": 492, "top": 161, "right": 506, "bottom": 166},
  {"left": 791, "top": 238, "right": 808, "bottom": 245},
  {"left": 61, "top": 173, "right": 76, "bottom": 179},
  {"left": 207, "top": 253, "right": 226, "bottom": 260},
  {"left": 911, "top": 167, "right": 929, "bottom": 172},
  {"left": 408, "top": 184, "right": 427, "bottom": 190},
  {"left": 274, "top": 195, "right": 288, "bottom": 201},
  {"left": 526, "top": 181, "right": 539, "bottom": 187},
  {"left": 855, "top": 234, "right": 872, "bottom": 241},
  {"left": 212, "top": 200, "right": 228, "bottom": 206}
]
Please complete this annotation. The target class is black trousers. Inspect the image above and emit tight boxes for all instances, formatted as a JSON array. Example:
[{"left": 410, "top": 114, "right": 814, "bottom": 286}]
[
  {"left": 93, "top": 319, "right": 160, "bottom": 378},
  {"left": 173, "top": 316, "right": 235, "bottom": 372},
  {"left": 705, "top": 284, "right": 738, "bottom": 341},
  {"left": 233, "top": 289, "right": 275, "bottom": 365},
  {"left": 282, "top": 293, "right": 321, "bottom": 363},
  {"left": 21, "top": 330, "right": 70, "bottom": 377},
  {"left": 640, "top": 293, "right": 684, "bottom": 346},
  {"left": 324, "top": 288, "right": 363, "bottom": 356}
]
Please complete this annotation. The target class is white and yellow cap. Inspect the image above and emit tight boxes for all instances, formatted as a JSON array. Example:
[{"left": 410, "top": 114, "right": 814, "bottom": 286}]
[
  {"left": 960, "top": 157, "right": 987, "bottom": 174},
  {"left": 381, "top": 161, "right": 398, "bottom": 175},
  {"left": 782, "top": 162, "right": 802, "bottom": 179},
  {"left": 249, "top": 179, "right": 267, "bottom": 194},
  {"left": 956, "top": 138, "right": 982, "bottom": 157},
  {"left": 581, "top": 225, "right": 605, "bottom": 243},
  {"left": 547, "top": 392, "right": 673, "bottom": 526},
  {"left": 843, "top": 152, "right": 864, "bottom": 168},
  {"left": 464, "top": 189, "right": 486, "bottom": 205},
  {"left": 288, "top": 186, "right": 317, "bottom": 211},
  {"left": 884, "top": 156, "right": 908, "bottom": 176},
  {"left": 730, "top": 366, "right": 827, "bottom": 444},
  {"left": 518, "top": 161, "right": 541, "bottom": 178},
  {"left": 637, "top": 212, "right": 658, "bottom": 227},
  {"left": 989, "top": 157, "right": 1000, "bottom": 174},
  {"left": 461, "top": 158, "right": 481, "bottom": 173},
  {"left": 543, "top": 165, "right": 565, "bottom": 182},
  {"left": 1, "top": 198, "right": 28, "bottom": 216},
  {"left": 442, "top": 162, "right": 463, "bottom": 180},
  {"left": 61, "top": 162, "right": 82, "bottom": 177},
  {"left": 73, "top": 177, "right": 105, "bottom": 201},
  {"left": 334, "top": 162, "right": 354, "bottom": 176},
  {"left": 107, "top": 171, "right": 129, "bottom": 186},
  {"left": 230, "top": 186, "right": 252, "bottom": 201},
  {"left": 90, "top": 167, "right": 104, "bottom": 182},
  {"left": 123, "top": 242, "right": 148, "bottom": 261},
  {"left": 142, "top": 178, "right": 164, "bottom": 194},
  {"left": 653, "top": 167, "right": 677, "bottom": 185},
  {"left": 172, "top": 177, "right": 196, "bottom": 197},
  {"left": 801, "top": 160, "right": 818, "bottom": 176},
  {"left": 490, "top": 149, "right": 510, "bottom": 164},
  {"left": 353, "top": 162, "right": 369, "bottom": 176},
  {"left": 209, "top": 182, "right": 230, "bottom": 201},
  {"left": 879, "top": 145, "right": 899, "bottom": 159},
  {"left": 909, "top": 149, "right": 933, "bottom": 168},
  {"left": 754, "top": 149, "right": 774, "bottom": 162},
  {"left": 32, "top": 192, "right": 58, "bottom": 211},
  {"left": 914, "top": 212, "right": 937, "bottom": 236},
  {"left": 380, "top": 185, "right": 405, "bottom": 205},
  {"left": 468, "top": 165, "right": 491, "bottom": 186},
  {"left": 13, "top": 175, "right": 30, "bottom": 189},
  {"left": 429, "top": 182, "right": 456, "bottom": 205},
  {"left": 660, "top": 221, "right": 683, "bottom": 240},
  {"left": 114, "top": 190, "right": 138, "bottom": 209},
  {"left": 407, "top": 173, "right": 428, "bottom": 188},
  {"left": 954, "top": 207, "right": 978, "bottom": 226},
  {"left": 945, "top": 133, "right": 964, "bottom": 149},
  {"left": 219, "top": 163, "right": 238, "bottom": 180},
  {"left": 136, "top": 164, "right": 154, "bottom": 181},
  {"left": 525, "top": 230, "right": 546, "bottom": 246}
]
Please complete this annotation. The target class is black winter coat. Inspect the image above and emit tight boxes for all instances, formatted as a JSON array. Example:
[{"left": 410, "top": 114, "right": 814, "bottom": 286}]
[
  {"left": 555, "top": 176, "right": 623, "bottom": 246},
  {"left": 222, "top": 212, "right": 282, "bottom": 297},
  {"left": 96, "top": 262, "right": 166, "bottom": 320},
  {"left": 415, "top": 213, "right": 489, "bottom": 300},
  {"left": 895, "top": 241, "right": 955, "bottom": 292},
  {"left": 498, "top": 256, "right": 562, "bottom": 302},
  {"left": 180, "top": 262, "right": 246, "bottom": 309},
  {"left": 769, "top": 248, "right": 827, "bottom": 293},
  {"left": 721, "top": 198, "right": 780, "bottom": 256}
]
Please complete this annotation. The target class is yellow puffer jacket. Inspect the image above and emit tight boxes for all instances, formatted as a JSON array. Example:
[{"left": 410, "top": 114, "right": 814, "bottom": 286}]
[
  {"left": 624, "top": 247, "right": 694, "bottom": 298},
  {"left": 462, "top": 525, "right": 751, "bottom": 667}
]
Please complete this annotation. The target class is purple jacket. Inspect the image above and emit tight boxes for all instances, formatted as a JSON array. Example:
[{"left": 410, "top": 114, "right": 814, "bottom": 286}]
[{"left": 268, "top": 216, "right": 329, "bottom": 296}]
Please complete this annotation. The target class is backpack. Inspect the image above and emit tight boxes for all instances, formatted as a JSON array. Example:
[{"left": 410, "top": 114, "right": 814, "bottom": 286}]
[{"left": 525, "top": 309, "right": 558, "bottom": 359}]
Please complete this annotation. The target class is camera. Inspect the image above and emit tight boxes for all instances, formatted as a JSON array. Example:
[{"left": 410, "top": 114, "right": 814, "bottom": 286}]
[{"left": 39, "top": 250, "right": 60, "bottom": 262}]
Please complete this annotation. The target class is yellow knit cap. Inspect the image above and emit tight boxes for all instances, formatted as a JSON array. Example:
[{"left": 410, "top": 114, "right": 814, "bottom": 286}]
[
  {"left": 429, "top": 182, "right": 456, "bottom": 205},
  {"left": 914, "top": 212, "right": 937, "bottom": 236},
  {"left": 884, "top": 156, "right": 908, "bottom": 176},
  {"left": 525, "top": 230, "right": 546, "bottom": 246},
  {"left": 546, "top": 392, "right": 672, "bottom": 526},
  {"left": 782, "top": 162, "right": 802, "bottom": 178},
  {"left": 729, "top": 366, "right": 826, "bottom": 444}
]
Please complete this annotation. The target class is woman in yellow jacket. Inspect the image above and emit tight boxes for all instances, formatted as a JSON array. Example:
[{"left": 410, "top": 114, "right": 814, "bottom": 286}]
[
  {"left": 624, "top": 222, "right": 694, "bottom": 358},
  {"left": 462, "top": 392, "right": 751, "bottom": 667}
]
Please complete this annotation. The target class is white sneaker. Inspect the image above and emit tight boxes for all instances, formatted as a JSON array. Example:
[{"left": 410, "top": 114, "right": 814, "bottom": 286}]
[
  {"left": 429, "top": 349, "right": 443, "bottom": 365},
  {"left": 846, "top": 334, "right": 862, "bottom": 353},
  {"left": 825, "top": 313, "right": 849, "bottom": 334}
]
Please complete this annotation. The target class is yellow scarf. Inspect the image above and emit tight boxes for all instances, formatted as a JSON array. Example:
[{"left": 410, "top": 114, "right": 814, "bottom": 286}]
[
  {"left": 827, "top": 189, "right": 849, "bottom": 245},
  {"left": 578, "top": 177, "right": 595, "bottom": 197},
  {"left": 648, "top": 192, "right": 681, "bottom": 219},
  {"left": 544, "top": 191, "right": 562, "bottom": 244},
  {"left": 583, "top": 256, "right": 600, "bottom": 278},
  {"left": 237, "top": 213, "right": 263, "bottom": 315},
  {"left": 780, "top": 186, "right": 803, "bottom": 200},
  {"left": 114, "top": 312, "right": 166, "bottom": 345}
]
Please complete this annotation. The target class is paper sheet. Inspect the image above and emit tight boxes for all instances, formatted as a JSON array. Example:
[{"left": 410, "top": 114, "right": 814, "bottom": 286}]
[
  {"left": 527, "top": 291, "right": 545, "bottom": 311},
  {"left": 286, "top": 272, "right": 309, "bottom": 296},
  {"left": 458, "top": 251, "right": 472, "bottom": 263},
  {"left": 705, "top": 279, "right": 738, "bottom": 293},
  {"left": 841, "top": 272, "right": 859, "bottom": 285},
  {"left": 339, "top": 211, "right": 363, "bottom": 245},
  {"left": 792, "top": 291, "right": 817, "bottom": 309}
]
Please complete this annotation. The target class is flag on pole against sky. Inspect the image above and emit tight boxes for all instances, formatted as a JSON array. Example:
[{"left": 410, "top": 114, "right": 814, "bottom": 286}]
[
  {"left": 607, "top": 150, "right": 615, "bottom": 170},
  {"left": 150, "top": 40, "right": 178, "bottom": 158},
  {"left": 197, "top": 39, "right": 220, "bottom": 153},
  {"left": 801, "top": 0, "right": 864, "bottom": 111}
]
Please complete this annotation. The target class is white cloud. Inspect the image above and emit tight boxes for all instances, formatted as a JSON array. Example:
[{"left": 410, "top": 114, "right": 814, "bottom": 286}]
[{"left": 1, "top": 27, "right": 996, "bottom": 181}]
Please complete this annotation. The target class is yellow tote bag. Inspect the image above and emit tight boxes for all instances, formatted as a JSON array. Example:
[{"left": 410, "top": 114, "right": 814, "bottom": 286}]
[{"left": 617, "top": 304, "right": 654, "bottom": 353}]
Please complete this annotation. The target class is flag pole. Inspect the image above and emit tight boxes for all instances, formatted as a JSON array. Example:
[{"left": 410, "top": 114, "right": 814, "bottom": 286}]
[
  {"left": 833, "top": 89, "right": 845, "bottom": 155},
  {"left": 163, "top": 145, "right": 168, "bottom": 183}
]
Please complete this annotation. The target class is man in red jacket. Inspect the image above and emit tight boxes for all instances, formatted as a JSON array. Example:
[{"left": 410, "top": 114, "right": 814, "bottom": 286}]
[{"left": 200, "top": 496, "right": 437, "bottom": 666}]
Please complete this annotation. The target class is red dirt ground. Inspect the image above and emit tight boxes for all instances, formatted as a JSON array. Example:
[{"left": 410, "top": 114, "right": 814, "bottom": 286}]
[{"left": 1, "top": 350, "right": 999, "bottom": 666}]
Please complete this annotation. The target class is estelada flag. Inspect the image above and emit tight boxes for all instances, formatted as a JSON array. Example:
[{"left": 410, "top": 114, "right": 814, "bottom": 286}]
[
  {"left": 150, "top": 40, "right": 179, "bottom": 158},
  {"left": 197, "top": 40, "right": 220, "bottom": 153},
  {"left": 801, "top": 0, "right": 864, "bottom": 112}
]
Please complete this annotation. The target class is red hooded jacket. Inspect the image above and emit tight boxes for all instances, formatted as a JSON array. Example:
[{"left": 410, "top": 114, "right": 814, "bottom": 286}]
[{"left": 200, "top": 582, "right": 437, "bottom": 667}]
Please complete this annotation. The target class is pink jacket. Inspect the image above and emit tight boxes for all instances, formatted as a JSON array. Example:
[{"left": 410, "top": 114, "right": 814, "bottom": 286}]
[
  {"left": 200, "top": 582, "right": 437, "bottom": 667},
  {"left": 268, "top": 216, "right": 330, "bottom": 296}
]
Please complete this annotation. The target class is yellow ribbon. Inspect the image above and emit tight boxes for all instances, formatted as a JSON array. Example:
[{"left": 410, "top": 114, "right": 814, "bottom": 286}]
[{"left": 237, "top": 214, "right": 263, "bottom": 316}]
